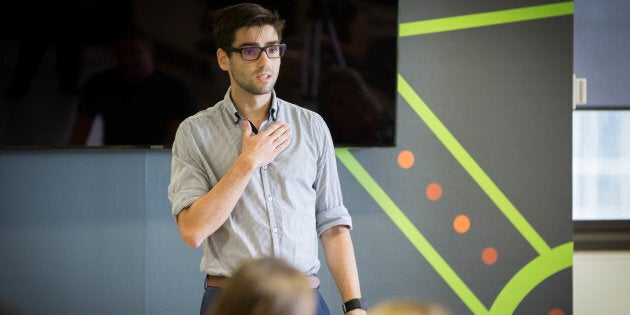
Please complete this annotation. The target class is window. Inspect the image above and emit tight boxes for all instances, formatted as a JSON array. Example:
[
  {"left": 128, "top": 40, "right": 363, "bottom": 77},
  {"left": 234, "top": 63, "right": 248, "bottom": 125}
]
[{"left": 573, "top": 109, "right": 630, "bottom": 220}]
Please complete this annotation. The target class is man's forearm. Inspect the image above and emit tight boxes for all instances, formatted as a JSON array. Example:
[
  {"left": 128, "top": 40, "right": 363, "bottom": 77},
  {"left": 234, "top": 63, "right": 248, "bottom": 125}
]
[
  {"left": 177, "top": 155, "right": 256, "bottom": 247},
  {"left": 320, "top": 225, "right": 366, "bottom": 314}
]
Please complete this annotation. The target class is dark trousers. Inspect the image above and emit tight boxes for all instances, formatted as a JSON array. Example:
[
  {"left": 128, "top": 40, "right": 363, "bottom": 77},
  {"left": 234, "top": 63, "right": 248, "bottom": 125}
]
[{"left": 200, "top": 286, "right": 331, "bottom": 315}]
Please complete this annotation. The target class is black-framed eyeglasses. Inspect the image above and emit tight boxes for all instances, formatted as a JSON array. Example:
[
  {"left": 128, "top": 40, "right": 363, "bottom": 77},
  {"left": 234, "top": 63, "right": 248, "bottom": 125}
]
[{"left": 222, "top": 43, "right": 287, "bottom": 61}]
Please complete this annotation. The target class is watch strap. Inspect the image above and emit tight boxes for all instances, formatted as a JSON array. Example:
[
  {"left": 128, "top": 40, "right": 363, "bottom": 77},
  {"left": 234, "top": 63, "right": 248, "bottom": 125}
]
[{"left": 342, "top": 298, "right": 368, "bottom": 313}]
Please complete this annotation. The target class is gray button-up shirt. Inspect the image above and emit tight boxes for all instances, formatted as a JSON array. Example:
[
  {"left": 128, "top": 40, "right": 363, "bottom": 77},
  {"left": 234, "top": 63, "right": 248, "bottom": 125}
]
[{"left": 168, "top": 88, "right": 352, "bottom": 277}]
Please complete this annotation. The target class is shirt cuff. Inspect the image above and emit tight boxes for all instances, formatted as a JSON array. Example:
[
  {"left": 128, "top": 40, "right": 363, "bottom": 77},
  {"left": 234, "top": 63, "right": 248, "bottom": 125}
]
[
  {"left": 316, "top": 205, "right": 353, "bottom": 236},
  {"left": 171, "top": 194, "right": 200, "bottom": 221}
]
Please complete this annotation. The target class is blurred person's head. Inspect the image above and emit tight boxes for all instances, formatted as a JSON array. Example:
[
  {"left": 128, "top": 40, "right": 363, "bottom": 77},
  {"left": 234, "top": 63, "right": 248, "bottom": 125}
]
[
  {"left": 112, "top": 29, "right": 155, "bottom": 82},
  {"left": 369, "top": 299, "right": 452, "bottom": 315},
  {"left": 207, "top": 257, "right": 317, "bottom": 315}
]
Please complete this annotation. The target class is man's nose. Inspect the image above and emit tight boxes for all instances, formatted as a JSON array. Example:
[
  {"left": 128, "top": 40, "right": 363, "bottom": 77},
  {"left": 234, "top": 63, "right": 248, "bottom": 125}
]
[{"left": 257, "top": 49, "right": 271, "bottom": 65}]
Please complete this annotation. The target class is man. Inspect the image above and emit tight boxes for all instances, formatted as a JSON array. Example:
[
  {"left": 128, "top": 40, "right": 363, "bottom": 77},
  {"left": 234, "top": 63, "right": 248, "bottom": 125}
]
[{"left": 167, "top": 3, "right": 367, "bottom": 315}]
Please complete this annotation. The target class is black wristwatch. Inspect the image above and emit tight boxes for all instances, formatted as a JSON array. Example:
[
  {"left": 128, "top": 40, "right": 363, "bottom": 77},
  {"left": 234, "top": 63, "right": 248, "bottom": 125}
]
[{"left": 342, "top": 298, "right": 368, "bottom": 313}]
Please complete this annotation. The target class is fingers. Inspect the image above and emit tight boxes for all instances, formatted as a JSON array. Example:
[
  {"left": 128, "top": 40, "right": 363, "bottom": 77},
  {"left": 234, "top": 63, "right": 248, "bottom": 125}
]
[
  {"left": 242, "top": 120, "right": 252, "bottom": 136},
  {"left": 242, "top": 120, "right": 291, "bottom": 150},
  {"left": 273, "top": 136, "right": 291, "bottom": 153},
  {"left": 271, "top": 123, "right": 291, "bottom": 141},
  {"left": 240, "top": 120, "right": 290, "bottom": 168},
  {"left": 264, "top": 120, "right": 289, "bottom": 137},
  {"left": 272, "top": 122, "right": 291, "bottom": 149},
  {"left": 243, "top": 120, "right": 289, "bottom": 137}
]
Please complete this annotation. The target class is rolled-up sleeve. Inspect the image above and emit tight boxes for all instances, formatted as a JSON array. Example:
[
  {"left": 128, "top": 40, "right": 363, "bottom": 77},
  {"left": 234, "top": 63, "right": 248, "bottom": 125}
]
[
  {"left": 316, "top": 205, "right": 352, "bottom": 236},
  {"left": 312, "top": 115, "right": 353, "bottom": 236},
  {"left": 167, "top": 120, "right": 212, "bottom": 220}
]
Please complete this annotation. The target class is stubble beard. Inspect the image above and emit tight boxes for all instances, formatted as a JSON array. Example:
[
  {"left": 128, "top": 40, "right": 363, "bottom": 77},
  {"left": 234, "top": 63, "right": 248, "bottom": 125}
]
[
  {"left": 231, "top": 65, "right": 279, "bottom": 96},
  {"left": 242, "top": 78, "right": 275, "bottom": 95}
]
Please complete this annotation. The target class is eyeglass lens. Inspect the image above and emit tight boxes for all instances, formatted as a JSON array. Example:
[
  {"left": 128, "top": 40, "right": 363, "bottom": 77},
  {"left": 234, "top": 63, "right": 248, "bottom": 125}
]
[{"left": 242, "top": 45, "right": 285, "bottom": 60}]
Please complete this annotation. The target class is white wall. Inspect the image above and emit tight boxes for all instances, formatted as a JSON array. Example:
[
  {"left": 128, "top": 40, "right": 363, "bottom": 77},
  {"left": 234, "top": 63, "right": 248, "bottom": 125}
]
[{"left": 573, "top": 251, "right": 630, "bottom": 315}]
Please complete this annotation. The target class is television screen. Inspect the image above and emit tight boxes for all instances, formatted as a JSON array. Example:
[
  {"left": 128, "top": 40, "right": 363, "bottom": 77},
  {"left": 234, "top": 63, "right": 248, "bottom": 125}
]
[{"left": 0, "top": 0, "right": 397, "bottom": 148}]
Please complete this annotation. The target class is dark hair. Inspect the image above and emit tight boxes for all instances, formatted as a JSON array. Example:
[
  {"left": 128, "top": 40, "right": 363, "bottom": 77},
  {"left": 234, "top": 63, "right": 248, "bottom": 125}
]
[{"left": 212, "top": 3, "right": 286, "bottom": 50}]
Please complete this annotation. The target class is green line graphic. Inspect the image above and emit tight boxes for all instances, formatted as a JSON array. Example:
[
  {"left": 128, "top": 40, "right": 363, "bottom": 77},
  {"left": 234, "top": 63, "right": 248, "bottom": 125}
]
[
  {"left": 334, "top": 3, "right": 573, "bottom": 313},
  {"left": 489, "top": 242, "right": 573, "bottom": 314},
  {"left": 399, "top": 2, "right": 574, "bottom": 37},
  {"left": 336, "top": 147, "right": 573, "bottom": 314},
  {"left": 336, "top": 148, "right": 489, "bottom": 314},
  {"left": 397, "top": 74, "right": 550, "bottom": 255}
]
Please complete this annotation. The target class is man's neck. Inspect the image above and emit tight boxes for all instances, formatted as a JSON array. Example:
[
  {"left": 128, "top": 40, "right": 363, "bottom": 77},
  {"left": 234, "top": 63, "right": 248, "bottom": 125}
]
[{"left": 230, "top": 90, "right": 273, "bottom": 127}]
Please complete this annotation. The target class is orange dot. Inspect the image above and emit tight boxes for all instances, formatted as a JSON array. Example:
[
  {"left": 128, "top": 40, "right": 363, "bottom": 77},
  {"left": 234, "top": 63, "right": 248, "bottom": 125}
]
[
  {"left": 426, "top": 183, "right": 442, "bottom": 201},
  {"left": 482, "top": 247, "right": 498, "bottom": 265},
  {"left": 548, "top": 309, "right": 565, "bottom": 315},
  {"left": 397, "top": 150, "right": 414, "bottom": 169},
  {"left": 453, "top": 215, "right": 470, "bottom": 234}
]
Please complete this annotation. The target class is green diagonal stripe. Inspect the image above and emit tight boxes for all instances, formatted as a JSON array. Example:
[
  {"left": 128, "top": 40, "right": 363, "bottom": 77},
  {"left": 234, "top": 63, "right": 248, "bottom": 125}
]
[
  {"left": 400, "top": 1, "right": 574, "bottom": 37},
  {"left": 336, "top": 148, "right": 489, "bottom": 315},
  {"left": 489, "top": 242, "right": 573, "bottom": 314},
  {"left": 397, "top": 74, "right": 551, "bottom": 255}
]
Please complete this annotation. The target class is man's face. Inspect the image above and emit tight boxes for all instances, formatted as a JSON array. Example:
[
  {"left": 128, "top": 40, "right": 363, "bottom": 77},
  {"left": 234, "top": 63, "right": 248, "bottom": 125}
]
[{"left": 219, "top": 25, "right": 281, "bottom": 97}]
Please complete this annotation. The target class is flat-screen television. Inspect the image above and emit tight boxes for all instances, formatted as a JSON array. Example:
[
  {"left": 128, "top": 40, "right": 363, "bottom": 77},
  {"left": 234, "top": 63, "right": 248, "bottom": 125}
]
[{"left": 0, "top": 0, "right": 398, "bottom": 148}]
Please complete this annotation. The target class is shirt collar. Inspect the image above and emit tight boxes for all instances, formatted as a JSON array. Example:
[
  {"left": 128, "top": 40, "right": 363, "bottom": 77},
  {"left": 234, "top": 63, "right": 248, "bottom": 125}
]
[{"left": 222, "top": 87, "right": 279, "bottom": 125}]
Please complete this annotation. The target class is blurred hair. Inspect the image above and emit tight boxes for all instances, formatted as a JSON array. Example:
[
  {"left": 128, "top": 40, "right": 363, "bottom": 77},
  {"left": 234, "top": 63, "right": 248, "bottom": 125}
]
[
  {"left": 369, "top": 299, "right": 452, "bottom": 315},
  {"left": 207, "top": 257, "right": 316, "bottom": 315}
]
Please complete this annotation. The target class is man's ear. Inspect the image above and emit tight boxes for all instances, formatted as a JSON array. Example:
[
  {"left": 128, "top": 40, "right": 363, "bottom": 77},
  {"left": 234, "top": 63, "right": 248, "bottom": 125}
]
[{"left": 217, "top": 48, "right": 230, "bottom": 71}]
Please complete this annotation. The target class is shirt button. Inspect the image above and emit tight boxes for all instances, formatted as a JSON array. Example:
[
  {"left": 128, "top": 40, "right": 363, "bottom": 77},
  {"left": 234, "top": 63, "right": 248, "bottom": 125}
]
[
  {"left": 267, "top": 196, "right": 273, "bottom": 201},
  {"left": 262, "top": 166, "right": 267, "bottom": 170},
  {"left": 272, "top": 227, "right": 278, "bottom": 233}
]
